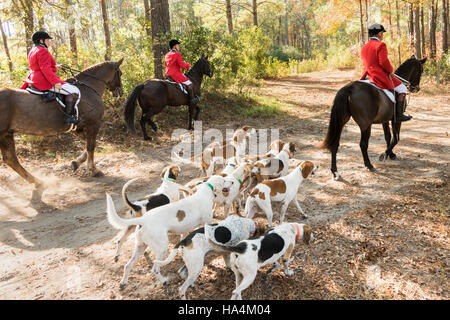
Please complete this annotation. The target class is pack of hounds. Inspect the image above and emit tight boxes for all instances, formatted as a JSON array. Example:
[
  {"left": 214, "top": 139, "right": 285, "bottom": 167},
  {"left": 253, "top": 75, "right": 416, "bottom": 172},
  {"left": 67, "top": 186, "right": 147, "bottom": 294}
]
[{"left": 106, "top": 126, "right": 318, "bottom": 300}]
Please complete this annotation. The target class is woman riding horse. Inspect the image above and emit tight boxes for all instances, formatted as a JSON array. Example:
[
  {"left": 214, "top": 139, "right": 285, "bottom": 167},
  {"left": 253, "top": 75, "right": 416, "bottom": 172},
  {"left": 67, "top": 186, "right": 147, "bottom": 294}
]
[
  {"left": 361, "top": 24, "right": 411, "bottom": 122},
  {"left": 21, "top": 31, "right": 82, "bottom": 125}
]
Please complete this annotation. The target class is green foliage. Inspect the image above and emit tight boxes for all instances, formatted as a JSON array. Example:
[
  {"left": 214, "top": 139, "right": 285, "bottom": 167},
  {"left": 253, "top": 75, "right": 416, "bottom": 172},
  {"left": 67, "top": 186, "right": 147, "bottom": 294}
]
[{"left": 423, "top": 54, "right": 450, "bottom": 83}]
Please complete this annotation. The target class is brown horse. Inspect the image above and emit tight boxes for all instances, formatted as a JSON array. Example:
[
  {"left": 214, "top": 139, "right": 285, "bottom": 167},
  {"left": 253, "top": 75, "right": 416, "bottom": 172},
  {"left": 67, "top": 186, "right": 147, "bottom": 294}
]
[
  {"left": 320, "top": 56, "right": 427, "bottom": 180},
  {"left": 124, "top": 55, "right": 212, "bottom": 140},
  {"left": 0, "top": 59, "right": 124, "bottom": 202}
]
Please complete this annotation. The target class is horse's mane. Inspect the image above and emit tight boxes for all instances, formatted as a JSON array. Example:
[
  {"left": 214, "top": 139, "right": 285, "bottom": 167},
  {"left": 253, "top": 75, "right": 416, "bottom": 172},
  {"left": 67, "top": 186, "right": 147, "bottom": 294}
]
[
  {"left": 185, "top": 57, "right": 204, "bottom": 78},
  {"left": 395, "top": 57, "right": 418, "bottom": 74},
  {"left": 80, "top": 61, "right": 110, "bottom": 74}
]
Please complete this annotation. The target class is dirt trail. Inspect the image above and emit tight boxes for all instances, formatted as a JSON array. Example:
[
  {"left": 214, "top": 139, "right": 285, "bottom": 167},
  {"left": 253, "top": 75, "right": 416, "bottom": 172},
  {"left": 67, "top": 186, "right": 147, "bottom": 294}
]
[{"left": 0, "top": 70, "right": 448, "bottom": 300}]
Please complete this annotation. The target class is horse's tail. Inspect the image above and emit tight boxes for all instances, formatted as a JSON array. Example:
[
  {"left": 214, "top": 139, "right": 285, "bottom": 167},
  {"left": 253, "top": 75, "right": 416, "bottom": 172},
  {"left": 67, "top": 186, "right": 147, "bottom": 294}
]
[
  {"left": 124, "top": 84, "right": 144, "bottom": 133},
  {"left": 319, "top": 85, "right": 352, "bottom": 152}
]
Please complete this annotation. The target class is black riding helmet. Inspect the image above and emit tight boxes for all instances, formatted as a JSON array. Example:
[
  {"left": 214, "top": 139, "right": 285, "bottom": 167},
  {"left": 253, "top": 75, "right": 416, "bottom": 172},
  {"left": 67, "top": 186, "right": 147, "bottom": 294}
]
[
  {"left": 368, "top": 24, "right": 387, "bottom": 37},
  {"left": 169, "top": 39, "right": 180, "bottom": 49},
  {"left": 32, "top": 31, "right": 52, "bottom": 45}
]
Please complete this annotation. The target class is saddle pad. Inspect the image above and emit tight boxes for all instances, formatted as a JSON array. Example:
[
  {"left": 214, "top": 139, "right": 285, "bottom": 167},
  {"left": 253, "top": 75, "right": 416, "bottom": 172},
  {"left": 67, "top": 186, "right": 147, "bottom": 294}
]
[
  {"left": 164, "top": 79, "right": 188, "bottom": 94},
  {"left": 25, "top": 87, "right": 66, "bottom": 108},
  {"left": 358, "top": 80, "right": 395, "bottom": 103}
]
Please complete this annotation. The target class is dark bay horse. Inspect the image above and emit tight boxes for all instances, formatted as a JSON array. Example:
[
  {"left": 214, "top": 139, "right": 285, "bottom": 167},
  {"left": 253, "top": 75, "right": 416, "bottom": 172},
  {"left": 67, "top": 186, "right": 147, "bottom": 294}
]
[
  {"left": 320, "top": 55, "right": 427, "bottom": 179},
  {"left": 0, "top": 59, "right": 124, "bottom": 202},
  {"left": 124, "top": 55, "right": 212, "bottom": 140}
]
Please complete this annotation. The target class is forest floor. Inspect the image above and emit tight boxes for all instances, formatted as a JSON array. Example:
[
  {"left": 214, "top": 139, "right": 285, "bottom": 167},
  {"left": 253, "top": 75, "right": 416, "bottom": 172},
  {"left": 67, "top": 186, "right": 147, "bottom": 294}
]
[{"left": 0, "top": 70, "right": 448, "bottom": 300}]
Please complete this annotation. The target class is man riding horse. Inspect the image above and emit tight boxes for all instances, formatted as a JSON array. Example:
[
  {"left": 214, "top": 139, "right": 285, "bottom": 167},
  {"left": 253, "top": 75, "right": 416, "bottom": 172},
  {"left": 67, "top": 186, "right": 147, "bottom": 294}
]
[
  {"left": 164, "top": 39, "right": 199, "bottom": 105},
  {"left": 361, "top": 23, "right": 411, "bottom": 122},
  {"left": 20, "top": 31, "right": 82, "bottom": 125}
]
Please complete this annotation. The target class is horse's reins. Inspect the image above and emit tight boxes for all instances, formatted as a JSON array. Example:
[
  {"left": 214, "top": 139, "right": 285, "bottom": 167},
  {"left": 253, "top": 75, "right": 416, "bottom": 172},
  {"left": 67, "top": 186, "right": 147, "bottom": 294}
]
[{"left": 60, "top": 64, "right": 105, "bottom": 97}]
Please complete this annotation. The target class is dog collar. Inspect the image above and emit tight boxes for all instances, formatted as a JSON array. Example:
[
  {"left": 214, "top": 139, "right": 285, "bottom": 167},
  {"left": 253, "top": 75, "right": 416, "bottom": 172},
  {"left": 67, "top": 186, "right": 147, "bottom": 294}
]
[
  {"left": 206, "top": 183, "right": 214, "bottom": 191},
  {"left": 229, "top": 163, "right": 236, "bottom": 167},
  {"left": 295, "top": 223, "right": 300, "bottom": 242},
  {"left": 286, "top": 150, "right": 292, "bottom": 159},
  {"left": 233, "top": 174, "right": 243, "bottom": 184},
  {"left": 165, "top": 178, "right": 175, "bottom": 182}
]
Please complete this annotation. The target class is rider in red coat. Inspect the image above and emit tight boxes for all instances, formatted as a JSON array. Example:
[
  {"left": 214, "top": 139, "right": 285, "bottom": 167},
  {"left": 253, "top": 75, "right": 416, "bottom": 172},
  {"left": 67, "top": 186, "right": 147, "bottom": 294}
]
[
  {"left": 21, "top": 31, "right": 81, "bottom": 125},
  {"left": 164, "top": 39, "right": 199, "bottom": 104},
  {"left": 361, "top": 24, "right": 411, "bottom": 122}
]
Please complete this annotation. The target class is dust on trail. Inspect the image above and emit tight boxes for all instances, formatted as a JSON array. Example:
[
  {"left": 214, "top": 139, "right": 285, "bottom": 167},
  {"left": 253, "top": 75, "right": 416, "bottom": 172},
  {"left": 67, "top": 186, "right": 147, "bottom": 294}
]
[{"left": 0, "top": 70, "right": 448, "bottom": 300}]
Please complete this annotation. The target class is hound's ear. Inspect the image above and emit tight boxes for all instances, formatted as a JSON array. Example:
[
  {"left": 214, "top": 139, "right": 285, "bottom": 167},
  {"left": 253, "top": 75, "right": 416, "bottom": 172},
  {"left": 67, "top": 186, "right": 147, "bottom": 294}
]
[
  {"left": 420, "top": 57, "right": 427, "bottom": 64},
  {"left": 160, "top": 167, "right": 168, "bottom": 178},
  {"left": 116, "top": 57, "right": 124, "bottom": 66}
]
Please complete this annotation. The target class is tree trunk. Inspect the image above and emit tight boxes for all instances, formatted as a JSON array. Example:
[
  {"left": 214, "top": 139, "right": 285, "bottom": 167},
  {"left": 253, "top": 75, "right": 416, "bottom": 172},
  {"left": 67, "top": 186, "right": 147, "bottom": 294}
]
[
  {"left": 252, "top": 0, "right": 258, "bottom": 26},
  {"left": 414, "top": 5, "right": 421, "bottom": 58},
  {"left": 396, "top": 0, "right": 401, "bottom": 64},
  {"left": 359, "top": 0, "right": 365, "bottom": 46},
  {"left": 226, "top": 0, "right": 233, "bottom": 33},
  {"left": 409, "top": 3, "right": 414, "bottom": 51},
  {"left": 100, "top": 0, "right": 112, "bottom": 61},
  {"left": 150, "top": 0, "right": 171, "bottom": 79},
  {"left": 65, "top": 0, "right": 78, "bottom": 66},
  {"left": 443, "top": 0, "right": 449, "bottom": 54},
  {"left": 429, "top": 0, "right": 437, "bottom": 58},
  {"left": 284, "top": 0, "right": 289, "bottom": 46},
  {"left": 420, "top": 6, "right": 426, "bottom": 57},
  {"left": 20, "top": 0, "right": 34, "bottom": 54},
  {"left": 364, "top": 0, "right": 369, "bottom": 42},
  {"left": 143, "top": 0, "right": 151, "bottom": 37},
  {"left": 0, "top": 17, "right": 13, "bottom": 73}
]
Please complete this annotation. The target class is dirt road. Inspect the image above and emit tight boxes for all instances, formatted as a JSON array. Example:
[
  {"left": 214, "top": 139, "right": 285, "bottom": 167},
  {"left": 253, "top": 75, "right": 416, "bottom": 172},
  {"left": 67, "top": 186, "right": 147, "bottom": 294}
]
[{"left": 0, "top": 70, "right": 448, "bottom": 300}]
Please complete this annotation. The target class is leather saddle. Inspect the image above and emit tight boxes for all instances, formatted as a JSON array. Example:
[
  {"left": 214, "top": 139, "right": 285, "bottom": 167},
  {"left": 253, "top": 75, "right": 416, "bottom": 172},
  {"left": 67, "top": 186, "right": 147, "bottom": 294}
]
[
  {"left": 164, "top": 76, "right": 188, "bottom": 94},
  {"left": 26, "top": 84, "right": 66, "bottom": 104}
]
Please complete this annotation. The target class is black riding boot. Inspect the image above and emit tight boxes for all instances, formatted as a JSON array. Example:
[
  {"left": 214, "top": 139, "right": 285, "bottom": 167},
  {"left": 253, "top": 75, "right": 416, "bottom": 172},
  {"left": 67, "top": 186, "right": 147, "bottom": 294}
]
[
  {"left": 395, "top": 94, "right": 411, "bottom": 122},
  {"left": 64, "top": 94, "right": 82, "bottom": 125},
  {"left": 186, "top": 84, "right": 199, "bottom": 105}
]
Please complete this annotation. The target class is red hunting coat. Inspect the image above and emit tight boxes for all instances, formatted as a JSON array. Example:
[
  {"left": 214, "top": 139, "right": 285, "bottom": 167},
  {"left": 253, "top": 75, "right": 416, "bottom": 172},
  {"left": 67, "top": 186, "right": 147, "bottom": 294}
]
[
  {"left": 20, "top": 45, "right": 65, "bottom": 91},
  {"left": 360, "top": 38, "right": 401, "bottom": 90},
  {"left": 164, "top": 49, "right": 191, "bottom": 83}
]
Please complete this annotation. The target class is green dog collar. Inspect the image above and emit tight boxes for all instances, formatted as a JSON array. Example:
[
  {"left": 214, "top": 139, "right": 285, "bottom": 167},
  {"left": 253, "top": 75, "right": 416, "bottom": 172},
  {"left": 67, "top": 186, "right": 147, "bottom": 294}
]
[{"left": 206, "top": 183, "right": 214, "bottom": 191}]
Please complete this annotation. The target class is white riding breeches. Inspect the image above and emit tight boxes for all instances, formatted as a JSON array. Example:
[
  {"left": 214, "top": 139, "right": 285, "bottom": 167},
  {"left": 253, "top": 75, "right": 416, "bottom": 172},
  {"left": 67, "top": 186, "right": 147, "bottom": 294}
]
[
  {"left": 394, "top": 83, "right": 407, "bottom": 94},
  {"left": 49, "top": 83, "right": 81, "bottom": 108}
]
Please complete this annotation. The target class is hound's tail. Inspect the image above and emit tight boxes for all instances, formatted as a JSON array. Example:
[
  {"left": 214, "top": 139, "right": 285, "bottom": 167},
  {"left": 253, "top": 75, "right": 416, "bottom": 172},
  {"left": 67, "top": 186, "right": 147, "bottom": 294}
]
[
  {"left": 121, "top": 178, "right": 141, "bottom": 212},
  {"left": 106, "top": 193, "right": 145, "bottom": 230},
  {"left": 154, "top": 247, "right": 179, "bottom": 267}
]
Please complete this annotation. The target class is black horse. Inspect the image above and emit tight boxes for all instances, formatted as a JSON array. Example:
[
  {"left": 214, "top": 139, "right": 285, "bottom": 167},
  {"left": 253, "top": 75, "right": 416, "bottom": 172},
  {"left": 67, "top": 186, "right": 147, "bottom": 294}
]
[
  {"left": 320, "top": 55, "right": 427, "bottom": 179},
  {"left": 124, "top": 55, "right": 213, "bottom": 140}
]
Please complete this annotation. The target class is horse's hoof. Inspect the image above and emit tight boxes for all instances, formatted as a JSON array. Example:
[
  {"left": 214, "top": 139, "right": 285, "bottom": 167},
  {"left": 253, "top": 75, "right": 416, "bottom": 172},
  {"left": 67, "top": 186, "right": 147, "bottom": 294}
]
[
  {"left": 119, "top": 283, "right": 127, "bottom": 290},
  {"left": 332, "top": 171, "right": 341, "bottom": 181},
  {"left": 379, "top": 153, "right": 387, "bottom": 162},
  {"left": 389, "top": 153, "right": 397, "bottom": 160},
  {"left": 71, "top": 161, "right": 79, "bottom": 172},
  {"left": 367, "top": 166, "right": 376, "bottom": 172},
  {"left": 143, "top": 136, "right": 152, "bottom": 141}
]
